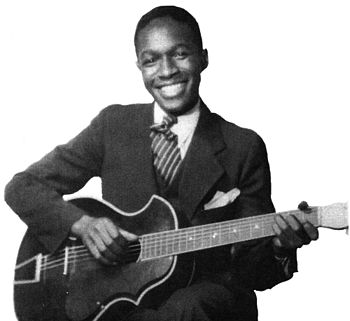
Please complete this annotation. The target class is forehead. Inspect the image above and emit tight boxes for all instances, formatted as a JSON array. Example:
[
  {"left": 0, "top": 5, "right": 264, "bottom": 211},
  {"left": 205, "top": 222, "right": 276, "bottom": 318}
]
[{"left": 136, "top": 17, "right": 198, "bottom": 55}]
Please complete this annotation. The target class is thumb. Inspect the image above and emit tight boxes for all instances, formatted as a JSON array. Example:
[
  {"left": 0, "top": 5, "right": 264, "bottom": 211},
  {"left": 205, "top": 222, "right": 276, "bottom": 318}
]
[{"left": 119, "top": 228, "right": 138, "bottom": 241}]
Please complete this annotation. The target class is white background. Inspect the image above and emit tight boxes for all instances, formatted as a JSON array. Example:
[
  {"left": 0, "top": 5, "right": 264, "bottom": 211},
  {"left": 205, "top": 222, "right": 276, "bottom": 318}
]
[{"left": 1, "top": 0, "right": 349, "bottom": 320}]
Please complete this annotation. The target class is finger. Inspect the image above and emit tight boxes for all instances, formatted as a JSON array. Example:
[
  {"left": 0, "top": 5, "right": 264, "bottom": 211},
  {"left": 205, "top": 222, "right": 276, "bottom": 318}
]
[
  {"left": 96, "top": 219, "right": 124, "bottom": 256},
  {"left": 285, "top": 215, "right": 302, "bottom": 232},
  {"left": 272, "top": 222, "right": 282, "bottom": 237},
  {"left": 286, "top": 215, "right": 311, "bottom": 245},
  {"left": 274, "top": 215, "right": 297, "bottom": 243},
  {"left": 274, "top": 215, "right": 289, "bottom": 230},
  {"left": 289, "top": 215, "right": 315, "bottom": 245},
  {"left": 90, "top": 236, "right": 119, "bottom": 263},
  {"left": 94, "top": 218, "right": 116, "bottom": 246},
  {"left": 84, "top": 237, "right": 100, "bottom": 259},
  {"left": 89, "top": 230, "right": 108, "bottom": 253},
  {"left": 89, "top": 229, "right": 123, "bottom": 262},
  {"left": 272, "top": 236, "right": 283, "bottom": 249},
  {"left": 104, "top": 219, "right": 119, "bottom": 239},
  {"left": 272, "top": 223, "right": 289, "bottom": 249},
  {"left": 303, "top": 222, "right": 319, "bottom": 241},
  {"left": 274, "top": 216, "right": 303, "bottom": 248},
  {"left": 84, "top": 237, "right": 111, "bottom": 265}
]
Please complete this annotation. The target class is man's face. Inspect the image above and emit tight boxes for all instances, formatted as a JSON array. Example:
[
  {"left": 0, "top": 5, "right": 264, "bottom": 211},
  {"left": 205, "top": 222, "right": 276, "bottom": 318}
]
[{"left": 136, "top": 17, "right": 208, "bottom": 115}]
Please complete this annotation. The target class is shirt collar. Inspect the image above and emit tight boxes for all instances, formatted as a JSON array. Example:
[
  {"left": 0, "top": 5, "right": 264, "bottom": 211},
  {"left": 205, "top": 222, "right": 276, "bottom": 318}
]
[{"left": 153, "top": 100, "right": 201, "bottom": 130}]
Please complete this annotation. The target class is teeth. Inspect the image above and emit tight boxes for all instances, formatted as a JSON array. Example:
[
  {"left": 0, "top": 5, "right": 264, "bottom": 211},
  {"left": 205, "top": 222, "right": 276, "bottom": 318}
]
[{"left": 160, "top": 83, "right": 185, "bottom": 97}]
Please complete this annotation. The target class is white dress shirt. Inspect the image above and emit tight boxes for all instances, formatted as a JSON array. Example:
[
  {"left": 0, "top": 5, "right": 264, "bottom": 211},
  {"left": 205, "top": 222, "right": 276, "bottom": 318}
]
[{"left": 153, "top": 101, "right": 201, "bottom": 159}]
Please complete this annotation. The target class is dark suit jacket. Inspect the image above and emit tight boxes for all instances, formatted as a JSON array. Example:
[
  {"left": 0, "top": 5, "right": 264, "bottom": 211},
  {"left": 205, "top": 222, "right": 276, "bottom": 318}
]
[{"left": 5, "top": 101, "right": 296, "bottom": 293}]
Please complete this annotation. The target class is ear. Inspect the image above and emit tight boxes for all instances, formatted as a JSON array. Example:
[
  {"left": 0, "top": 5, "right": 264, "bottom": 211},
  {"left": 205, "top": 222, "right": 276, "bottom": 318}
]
[
  {"left": 200, "top": 49, "right": 209, "bottom": 72},
  {"left": 136, "top": 60, "right": 141, "bottom": 71}
]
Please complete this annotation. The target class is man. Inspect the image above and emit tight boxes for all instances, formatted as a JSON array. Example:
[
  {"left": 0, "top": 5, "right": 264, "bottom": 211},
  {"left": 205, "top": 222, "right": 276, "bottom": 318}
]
[{"left": 5, "top": 6, "right": 318, "bottom": 321}]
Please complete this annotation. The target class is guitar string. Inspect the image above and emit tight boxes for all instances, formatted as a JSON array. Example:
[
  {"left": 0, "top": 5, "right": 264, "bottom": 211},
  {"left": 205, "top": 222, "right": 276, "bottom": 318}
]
[
  {"left": 39, "top": 210, "right": 318, "bottom": 270},
  {"left": 57, "top": 208, "right": 318, "bottom": 256},
  {"left": 39, "top": 218, "right": 293, "bottom": 271},
  {"left": 40, "top": 222, "right": 255, "bottom": 271},
  {"left": 50, "top": 208, "right": 317, "bottom": 259},
  {"left": 40, "top": 228, "right": 316, "bottom": 272},
  {"left": 40, "top": 221, "right": 258, "bottom": 268},
  {"left": 38, "top": 209, "right": 318, "bottom": 270}
]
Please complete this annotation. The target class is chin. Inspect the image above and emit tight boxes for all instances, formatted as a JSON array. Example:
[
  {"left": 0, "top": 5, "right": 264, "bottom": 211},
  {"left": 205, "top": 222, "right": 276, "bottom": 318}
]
[{"left": 157, "top": 98, "right": 196, "bottom": 116}]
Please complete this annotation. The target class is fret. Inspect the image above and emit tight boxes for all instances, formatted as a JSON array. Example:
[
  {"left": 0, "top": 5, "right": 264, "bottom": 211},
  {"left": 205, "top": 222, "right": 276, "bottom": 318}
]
[
  {"left": 166, "top": 231, "right": 174, "bottom": 255},
  {"left": 265, "top": 216, "right": 274, "bottom": 237},
  {"left": 202, "top": 225, "right": 211, "bottom": 249},
  {"left": 185, "top": 229, "right": 192, "bottom": 251},
  {"left": 164, "top": 234, "right": 168, "bottom": 256},
  {"left": 220, "top": 223, "right": 230, "bottom": 245},
  {"left": 211, "top": 225, "right": 220, "bottom": 246},
  {"left": 180, "top": 231, "right": 187, "bottom": 253},
  {"left": 152, "top": 235, "right": 158, "bottom": 258},
  {"left": 146, "top": 235, "right": 153, "bottom": 259},
  {"left": 173, "top": 232, "right": 179, "bottom": 254},
  {"left": 250, "top": 220, "right": 263, "bottom": 239},
  {"left": 261, "top": 217, "right": 268, "bottom": 237},
  {"left": 200, "top": 225, "right": 204, "bottom": 250},
  {"left": 160, "top": 234, "right": 165, "bottom": 257},
  {"left": 239, "top": 224, "right": 250, "bottom": 242},
  {"left": 194, "top": 228, "right": 202, "bottom": 250},
  {"left": 208, "top": 225, "right": 213, "bottom": 248},
  {"left": 229, "top": 223, "right": 239, "bottom": 242},
  {"left": 140, "top": 237, "right": 146, "bottom": 260},
  {"left": 157, "top": 234, "right": 162, "bottom": 257}
]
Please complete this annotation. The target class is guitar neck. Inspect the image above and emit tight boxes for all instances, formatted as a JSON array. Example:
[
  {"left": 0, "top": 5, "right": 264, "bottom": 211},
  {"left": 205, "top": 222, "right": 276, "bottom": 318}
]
[{"left": 139, "top": 207, "right": 321, "bottom": 261}]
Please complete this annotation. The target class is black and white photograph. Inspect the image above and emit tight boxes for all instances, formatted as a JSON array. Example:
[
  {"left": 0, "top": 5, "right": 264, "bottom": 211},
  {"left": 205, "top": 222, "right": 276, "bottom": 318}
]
[{"left": 1, "top": 1, "right": 349, "bottom": 320}]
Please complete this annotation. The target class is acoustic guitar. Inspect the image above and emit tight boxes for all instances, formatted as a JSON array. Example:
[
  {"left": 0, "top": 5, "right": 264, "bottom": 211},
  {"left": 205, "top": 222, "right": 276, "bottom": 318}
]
[{"left": 14, "top": 195, "right": 348, "bottom": 321}]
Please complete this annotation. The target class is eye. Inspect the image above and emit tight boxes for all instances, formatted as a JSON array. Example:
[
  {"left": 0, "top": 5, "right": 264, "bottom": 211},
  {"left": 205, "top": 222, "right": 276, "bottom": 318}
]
[
  {"left": 142, "top": 58, "right": 154, "bottom": 66},
  {"left": 174, "top": 50, "right": 188, "bottom": 59},
  {"left": 140, "top": 55, "right": 157, "bottom": 67}
]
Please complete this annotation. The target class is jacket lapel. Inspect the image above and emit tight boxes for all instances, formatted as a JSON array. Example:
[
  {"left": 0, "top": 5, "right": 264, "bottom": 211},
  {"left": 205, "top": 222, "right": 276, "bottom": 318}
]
[{"left": 179, "top": 103, "right": 226, "bottom": 220}]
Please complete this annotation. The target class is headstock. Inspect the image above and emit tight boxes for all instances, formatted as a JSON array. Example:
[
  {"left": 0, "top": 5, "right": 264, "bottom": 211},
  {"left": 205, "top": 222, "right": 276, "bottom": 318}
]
[{"left": 318, "top": 202, "right": 348, "bottom": 230}]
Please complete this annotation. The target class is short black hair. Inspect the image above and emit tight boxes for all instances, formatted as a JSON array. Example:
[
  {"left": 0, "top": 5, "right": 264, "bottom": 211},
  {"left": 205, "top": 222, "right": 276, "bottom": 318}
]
[{"left": 134, "top": 6, "right": 203, "bottom": 52}]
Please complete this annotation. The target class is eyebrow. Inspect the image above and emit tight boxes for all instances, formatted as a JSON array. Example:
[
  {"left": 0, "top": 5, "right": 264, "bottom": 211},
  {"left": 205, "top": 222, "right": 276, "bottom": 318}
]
[{"left": 138, "top": 44, "right": 193, "bottom": 58}]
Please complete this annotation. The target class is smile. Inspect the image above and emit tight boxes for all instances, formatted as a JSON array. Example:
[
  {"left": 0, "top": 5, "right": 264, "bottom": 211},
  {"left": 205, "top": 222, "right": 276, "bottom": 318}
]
[{"left": 158, "top": 82, "right": 186, "bottom": 98}]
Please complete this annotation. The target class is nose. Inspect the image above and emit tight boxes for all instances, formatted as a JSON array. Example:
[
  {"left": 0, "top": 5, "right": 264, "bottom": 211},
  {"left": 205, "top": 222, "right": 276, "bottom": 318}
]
[{"left": 159, "top": 56, "right": 178, "bottom": 78}]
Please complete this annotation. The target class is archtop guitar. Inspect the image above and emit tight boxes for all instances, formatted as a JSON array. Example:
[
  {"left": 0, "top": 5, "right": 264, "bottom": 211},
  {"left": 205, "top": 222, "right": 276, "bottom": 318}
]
[{"left": 14, "top": 195, "right": 348, "bottom": 321}]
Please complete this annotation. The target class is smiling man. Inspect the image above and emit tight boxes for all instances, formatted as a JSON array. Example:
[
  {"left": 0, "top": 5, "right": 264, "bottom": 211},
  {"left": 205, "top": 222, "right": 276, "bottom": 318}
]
[
  {"left": 5, "top": 5, "right": 318, "bottom": 321},
  {"left": 136, "top": 14, "right": 208, "bottom": 115}
]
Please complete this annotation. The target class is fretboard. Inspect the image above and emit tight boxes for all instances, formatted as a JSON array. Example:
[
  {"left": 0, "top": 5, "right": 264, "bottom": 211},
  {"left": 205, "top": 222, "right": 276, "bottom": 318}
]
[{"left": 139, "top": 207, "right": 319, "bottom": 261}]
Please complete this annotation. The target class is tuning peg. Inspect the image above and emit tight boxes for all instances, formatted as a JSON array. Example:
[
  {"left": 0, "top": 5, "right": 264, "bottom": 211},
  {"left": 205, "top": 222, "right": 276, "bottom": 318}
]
[{"left": 298, "top": 201, "right": 311, "bottom": 212}]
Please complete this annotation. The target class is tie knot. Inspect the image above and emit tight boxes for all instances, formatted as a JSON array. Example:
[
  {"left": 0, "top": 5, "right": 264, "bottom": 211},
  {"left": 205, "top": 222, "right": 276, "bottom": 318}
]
[
  {"left": 150, "top": 114, "right": 177, "bottom": 140},
  {"left": 162, "top": 114, "right": 177, "bottom": 127}
]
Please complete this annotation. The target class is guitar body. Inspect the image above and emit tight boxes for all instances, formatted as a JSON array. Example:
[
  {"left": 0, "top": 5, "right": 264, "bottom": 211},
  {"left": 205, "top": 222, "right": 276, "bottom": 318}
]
[{"left": 14, "top": 196, "right": 196, "bottom": 321}]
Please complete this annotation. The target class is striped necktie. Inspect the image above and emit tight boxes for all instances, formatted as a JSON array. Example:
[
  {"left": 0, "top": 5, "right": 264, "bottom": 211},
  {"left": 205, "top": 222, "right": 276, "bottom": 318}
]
[{"left": 150, "top": 114, "right": 182, "bottom": 186}]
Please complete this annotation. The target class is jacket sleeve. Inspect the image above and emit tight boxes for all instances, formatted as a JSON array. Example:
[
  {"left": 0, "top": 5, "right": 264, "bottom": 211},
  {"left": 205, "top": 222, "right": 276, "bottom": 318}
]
[
  {"left": 4, "top": 109, "right": 107, "bottom": 253},
  {"left": 231, "top": 133, "right": 297, "bottom": 291}
]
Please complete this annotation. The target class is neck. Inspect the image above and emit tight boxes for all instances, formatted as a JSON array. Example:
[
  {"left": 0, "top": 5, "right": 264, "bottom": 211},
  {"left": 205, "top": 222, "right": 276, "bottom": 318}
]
[{"left": 156, "top": 99, "right": 201, "bottom": 117}]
